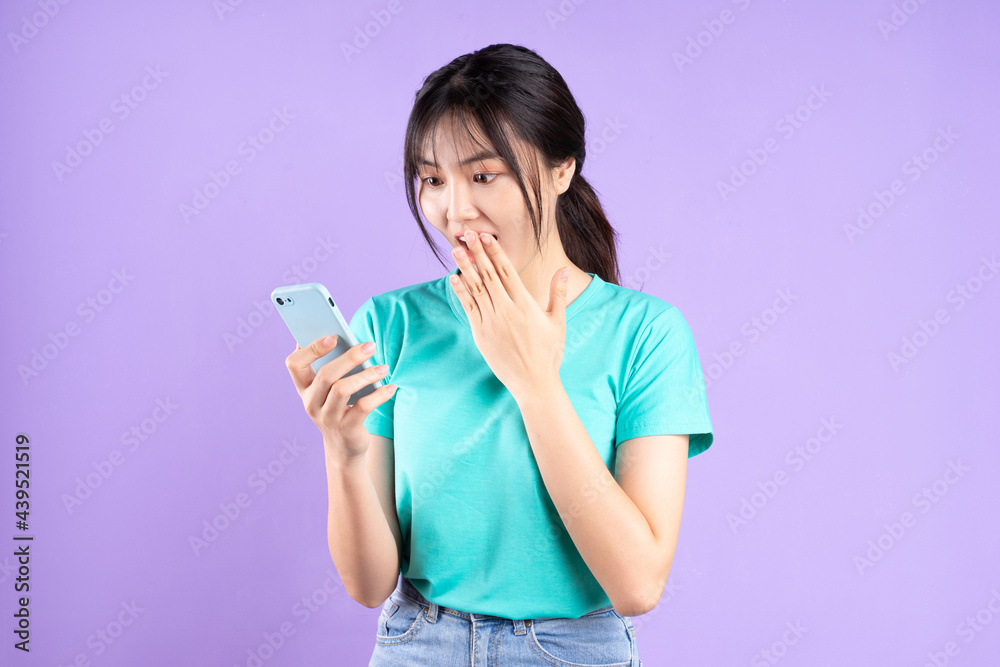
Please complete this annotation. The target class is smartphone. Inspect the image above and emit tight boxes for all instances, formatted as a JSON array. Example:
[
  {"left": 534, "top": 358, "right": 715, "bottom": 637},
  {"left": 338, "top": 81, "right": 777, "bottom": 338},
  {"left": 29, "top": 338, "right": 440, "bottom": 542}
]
[{"left": 270, "top": 282, "right": 384, "bottom": 406}]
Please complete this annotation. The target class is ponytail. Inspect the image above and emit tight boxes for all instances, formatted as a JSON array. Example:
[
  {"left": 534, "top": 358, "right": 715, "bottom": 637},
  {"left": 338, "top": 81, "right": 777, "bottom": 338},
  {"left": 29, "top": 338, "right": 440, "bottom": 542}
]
[{"left": 556, "top": 174, "right": 621, "bottom": 286}]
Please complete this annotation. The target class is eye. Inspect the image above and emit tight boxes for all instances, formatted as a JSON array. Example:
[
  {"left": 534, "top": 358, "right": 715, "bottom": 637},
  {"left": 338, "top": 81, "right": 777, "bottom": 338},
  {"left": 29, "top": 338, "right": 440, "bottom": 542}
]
[
  {"left": 473, "top": 173, "right": 498, "bottom": 184},
  {"left": 421, "top": 176, "right": 442, "bottom": 187}
]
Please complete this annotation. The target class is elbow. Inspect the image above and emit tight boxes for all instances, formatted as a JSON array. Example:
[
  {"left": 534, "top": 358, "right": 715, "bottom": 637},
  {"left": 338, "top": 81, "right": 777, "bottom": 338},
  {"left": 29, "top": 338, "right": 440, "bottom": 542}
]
[
  {"left": 349, "top": 585, "right": 390, "bottom": 609},
  {"left": 347, "top": 577, "right": 398, "bottom": 610},
  {"left": 358, "top": 596, "right": 386, "bottom": 610},
  {"left": 613, "top": 587, "right": 659, "bottom": 618},
  {"left": 609, "top": 578, "right": 659, "bottom": 617},
  {"left": 614, "top": 555, "right": 674, "bottom": 617}
]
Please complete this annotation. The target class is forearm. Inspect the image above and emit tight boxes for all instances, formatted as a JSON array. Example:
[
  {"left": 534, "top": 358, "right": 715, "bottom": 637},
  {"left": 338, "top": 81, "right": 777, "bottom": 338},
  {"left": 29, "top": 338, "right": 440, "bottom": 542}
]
[
  {"left": 514, "top": 378, "right": 658, "bottom": 614},
  {"left": 324, "top": 453, "right": 399, "bottom": 608}
]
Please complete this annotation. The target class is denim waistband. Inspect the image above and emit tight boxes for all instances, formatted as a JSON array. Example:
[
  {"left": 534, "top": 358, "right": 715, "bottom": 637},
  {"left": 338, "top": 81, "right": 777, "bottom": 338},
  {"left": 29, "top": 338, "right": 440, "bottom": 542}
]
[
  {"left": 390, "top": 576, "right": 637, "bottom": 665},
  {"left": 395, "top": 576, "right": 616, "bottom": 624},
  {"left": 397, "top": 576, "right": 531, "bottom": 628},
  {"left": 398, "top": 575, "right": 430, "bottom": 607}
]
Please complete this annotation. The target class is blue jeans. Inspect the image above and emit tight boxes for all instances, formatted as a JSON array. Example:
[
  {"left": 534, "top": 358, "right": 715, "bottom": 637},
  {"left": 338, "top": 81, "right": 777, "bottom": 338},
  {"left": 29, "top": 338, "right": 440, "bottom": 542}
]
[{"left": 369, "top": 576, "right": 642, "bottom": 666}]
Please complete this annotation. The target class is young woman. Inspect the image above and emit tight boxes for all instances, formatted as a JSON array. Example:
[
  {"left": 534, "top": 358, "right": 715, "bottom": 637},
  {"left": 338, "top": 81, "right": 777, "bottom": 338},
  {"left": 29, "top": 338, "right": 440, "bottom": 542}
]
[{"left": 284, "top": 43, "right": 714, "bottom": 667}]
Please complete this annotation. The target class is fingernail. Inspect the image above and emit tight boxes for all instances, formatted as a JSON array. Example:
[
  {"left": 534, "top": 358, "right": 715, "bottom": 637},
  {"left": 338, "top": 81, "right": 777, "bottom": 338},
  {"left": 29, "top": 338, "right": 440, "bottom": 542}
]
[
  {"left": 323, "top": 335, "right": 336, "bottom": 347},
  {"left": 362, "top": 341, "right": 375, "bottom": 353},
  {"left": 479, "top": 232, "right": 492, "bottom": 246},
  {"left": 560, "top": 268, "right": 569, "bottom": 281}
]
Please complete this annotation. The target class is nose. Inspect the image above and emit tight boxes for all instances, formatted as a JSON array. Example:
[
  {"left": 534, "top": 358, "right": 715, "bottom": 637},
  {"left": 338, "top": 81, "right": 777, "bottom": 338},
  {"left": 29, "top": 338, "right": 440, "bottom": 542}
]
[{"left": 446, "top": 179, "right": 477, "bottom": 226}]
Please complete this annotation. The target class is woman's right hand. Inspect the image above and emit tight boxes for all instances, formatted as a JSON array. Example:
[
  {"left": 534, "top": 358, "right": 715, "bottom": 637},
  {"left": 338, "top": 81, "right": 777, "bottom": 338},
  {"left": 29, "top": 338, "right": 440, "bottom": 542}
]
[{"left": 284, "top": 335, "right": 397, "bottom": 465}]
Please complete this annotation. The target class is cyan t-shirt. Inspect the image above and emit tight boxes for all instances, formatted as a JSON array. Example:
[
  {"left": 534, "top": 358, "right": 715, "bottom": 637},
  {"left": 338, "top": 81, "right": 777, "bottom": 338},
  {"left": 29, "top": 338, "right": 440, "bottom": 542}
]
[{"left": 349, "top": 266, "right": 713, "bottom": 619}]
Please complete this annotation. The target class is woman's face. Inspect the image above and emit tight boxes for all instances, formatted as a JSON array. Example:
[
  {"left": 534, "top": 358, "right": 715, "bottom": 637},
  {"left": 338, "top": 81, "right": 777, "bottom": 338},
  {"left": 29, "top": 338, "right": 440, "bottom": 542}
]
[{"left": 417, "top": 118, "right": 566, "bottom": 273}]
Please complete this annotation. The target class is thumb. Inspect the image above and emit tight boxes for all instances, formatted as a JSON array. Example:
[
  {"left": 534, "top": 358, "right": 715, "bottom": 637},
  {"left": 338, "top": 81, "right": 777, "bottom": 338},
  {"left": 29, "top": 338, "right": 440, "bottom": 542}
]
[{"left": 547, "top": 266, "right": 570, "bottom": 316}]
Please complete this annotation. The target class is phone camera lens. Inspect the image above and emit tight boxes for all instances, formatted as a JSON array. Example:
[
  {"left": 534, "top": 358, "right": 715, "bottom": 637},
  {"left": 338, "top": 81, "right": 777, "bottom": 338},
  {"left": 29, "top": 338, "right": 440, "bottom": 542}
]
[{"left": 276, "top": 297, "right": 285, "bottom": 305}]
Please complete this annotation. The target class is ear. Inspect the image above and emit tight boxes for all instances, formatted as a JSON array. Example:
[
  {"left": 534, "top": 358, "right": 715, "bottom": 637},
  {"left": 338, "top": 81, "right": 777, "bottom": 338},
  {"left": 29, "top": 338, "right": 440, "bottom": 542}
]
[{"left": 552, "top": 156, "right": 576, "bottom": 196}]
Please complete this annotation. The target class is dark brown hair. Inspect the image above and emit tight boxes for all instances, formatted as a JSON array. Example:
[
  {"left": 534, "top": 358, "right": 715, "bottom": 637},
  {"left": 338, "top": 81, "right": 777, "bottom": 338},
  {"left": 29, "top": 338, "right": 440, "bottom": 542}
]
[{"left": 402, "top": 43, "right": 621, "bottom": 285}]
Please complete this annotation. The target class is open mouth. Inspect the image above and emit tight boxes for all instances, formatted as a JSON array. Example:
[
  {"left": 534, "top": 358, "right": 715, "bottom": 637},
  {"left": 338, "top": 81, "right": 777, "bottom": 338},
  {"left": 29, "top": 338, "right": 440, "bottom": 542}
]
[
  {"left": 456, "top": 233, "right": 498, "bottom": 249},
  {"left": 458, "top": 238, "right": 477, "bottom": 263}
]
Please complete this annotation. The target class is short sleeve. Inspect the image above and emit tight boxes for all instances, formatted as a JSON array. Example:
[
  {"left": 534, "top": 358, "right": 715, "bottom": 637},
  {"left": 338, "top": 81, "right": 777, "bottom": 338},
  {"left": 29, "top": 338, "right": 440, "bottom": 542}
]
[
  {"left": 348, "top": 297, "right": 395, "bottom": 440},
  {"left": 615, "top": 306, "right": 714, "bottom": 458}
]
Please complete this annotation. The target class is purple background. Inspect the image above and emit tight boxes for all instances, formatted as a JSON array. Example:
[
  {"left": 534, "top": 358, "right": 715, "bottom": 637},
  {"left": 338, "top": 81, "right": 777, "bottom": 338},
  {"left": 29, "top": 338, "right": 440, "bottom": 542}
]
[{"left": 2, "top": 0, "right": 999, "bottom": 665}]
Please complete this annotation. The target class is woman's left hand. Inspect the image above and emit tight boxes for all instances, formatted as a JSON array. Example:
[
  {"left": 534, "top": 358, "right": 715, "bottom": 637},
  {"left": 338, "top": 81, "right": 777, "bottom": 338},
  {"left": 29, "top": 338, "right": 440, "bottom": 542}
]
[{"left": 449, "top": 230, "right": 570, "bottom": 402}]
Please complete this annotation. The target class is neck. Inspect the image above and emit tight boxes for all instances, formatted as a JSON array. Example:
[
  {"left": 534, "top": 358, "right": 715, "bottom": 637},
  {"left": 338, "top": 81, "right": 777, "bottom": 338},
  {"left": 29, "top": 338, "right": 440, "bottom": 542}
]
[{"left": 516, "top": 244, "right": 590, "bottom": 312}]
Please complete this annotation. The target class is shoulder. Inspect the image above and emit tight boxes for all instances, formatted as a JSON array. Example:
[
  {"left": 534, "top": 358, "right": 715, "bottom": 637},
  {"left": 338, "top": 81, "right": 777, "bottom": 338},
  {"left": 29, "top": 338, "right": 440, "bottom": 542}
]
[
  {"left": 591, "top": 279, "right": 689, "bottom": 337},
  {"left": 587, "top": 281, "right": 705, "bottom": 381},
  {"left": 351, "top": 274, "right": 451, "bottom": 335},
  {"left": 358, "top": 274, "right": 448, "bottom": 315}
]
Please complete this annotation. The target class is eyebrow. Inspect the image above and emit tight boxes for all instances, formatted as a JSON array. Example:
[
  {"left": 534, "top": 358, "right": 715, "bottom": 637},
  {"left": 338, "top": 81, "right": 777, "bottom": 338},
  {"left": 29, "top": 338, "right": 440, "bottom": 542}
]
[{"left": 418, "top": 150, "right": 502, "bottom": 168}]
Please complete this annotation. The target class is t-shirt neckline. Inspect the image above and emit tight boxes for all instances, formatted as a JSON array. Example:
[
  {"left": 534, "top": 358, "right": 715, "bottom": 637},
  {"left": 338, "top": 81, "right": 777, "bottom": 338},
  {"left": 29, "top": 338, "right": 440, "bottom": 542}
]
[{"left": 445, "top": 267, "right": 605, "bottom": 330}]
